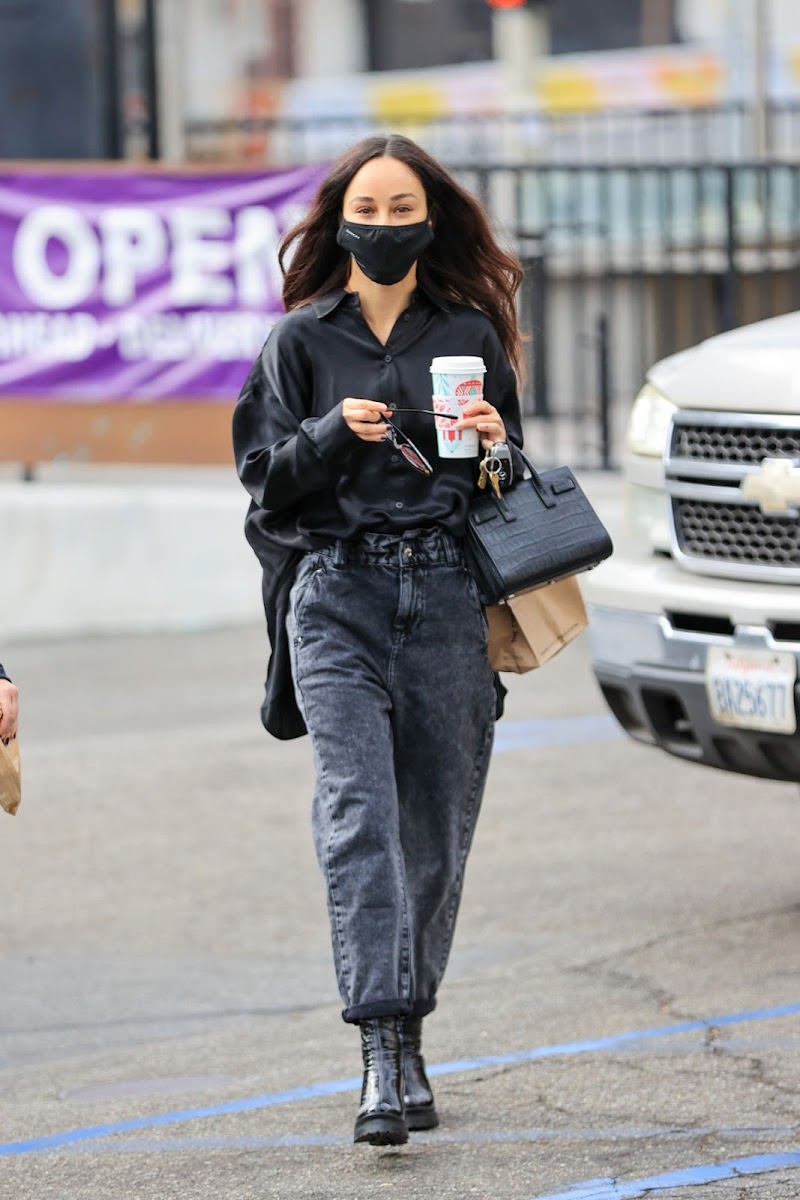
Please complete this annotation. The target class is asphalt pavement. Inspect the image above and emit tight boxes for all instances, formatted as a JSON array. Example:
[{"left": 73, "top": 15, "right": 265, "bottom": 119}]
[{"left": 2, "top": 477, "right": 800, "bottom": 1199}]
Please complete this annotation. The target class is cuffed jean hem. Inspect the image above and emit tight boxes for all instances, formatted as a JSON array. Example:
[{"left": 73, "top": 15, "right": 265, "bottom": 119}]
[
  {"left": 342, "top": 998, "right": 413, "bottom": 1025},
  {"left": 409, "top": 997, "right": 437, "bottom": 1019}
]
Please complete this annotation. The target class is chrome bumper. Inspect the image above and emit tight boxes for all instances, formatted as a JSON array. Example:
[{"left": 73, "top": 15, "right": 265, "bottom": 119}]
[{"left": 588, "top": 605, "right": 800, "bottom": 783}]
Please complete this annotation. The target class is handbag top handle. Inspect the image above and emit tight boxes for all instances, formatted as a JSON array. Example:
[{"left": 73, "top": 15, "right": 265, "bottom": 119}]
[{"left": 505, "top": 447, "right": 558, "bottom": 511}]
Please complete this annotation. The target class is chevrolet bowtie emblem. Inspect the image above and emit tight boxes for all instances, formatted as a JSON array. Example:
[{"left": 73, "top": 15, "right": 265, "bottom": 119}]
[{"left": 740, "top": 457, "right": 800, "bottom": 514}]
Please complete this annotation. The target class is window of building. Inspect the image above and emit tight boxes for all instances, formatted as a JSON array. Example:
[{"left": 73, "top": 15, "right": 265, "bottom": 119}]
[
  {"left": 367, "top": 0, "right": 493, "bottom": 72},
  {"left": 550, "top": 0, "right": 680, "bottom": 55}
]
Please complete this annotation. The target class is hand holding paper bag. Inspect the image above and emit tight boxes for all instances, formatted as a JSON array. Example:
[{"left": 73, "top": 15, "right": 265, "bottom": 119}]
[
  {"left": 0, "top": 675, "right": 20, "bottom": 814},
  {"left": 0, "top": 737, "right": 20, "bottom": 816}
]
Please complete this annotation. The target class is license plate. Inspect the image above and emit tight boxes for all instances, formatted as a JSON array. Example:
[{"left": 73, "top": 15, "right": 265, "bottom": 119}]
[{"left": 706, "top": 646, "right": 798, "bottom": 735}]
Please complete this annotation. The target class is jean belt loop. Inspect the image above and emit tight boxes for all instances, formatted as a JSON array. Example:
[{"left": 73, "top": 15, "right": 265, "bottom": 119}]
[{"left": 331, "top": 540, "right": 348, "bottom": 567}]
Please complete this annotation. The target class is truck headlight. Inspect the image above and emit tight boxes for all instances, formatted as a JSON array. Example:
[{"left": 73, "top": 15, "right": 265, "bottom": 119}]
[{"left": 627, "top": 384, "right": 676, "bottom": 457}]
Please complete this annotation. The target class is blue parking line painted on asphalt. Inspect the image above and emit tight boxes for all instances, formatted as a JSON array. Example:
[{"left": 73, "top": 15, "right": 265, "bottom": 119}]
[
  {"left": 2, "top": 1000, "right": 800, "bottom": 1157},
  {"left": 49, "top": 1125, "right": 798, "bottom": 1156},
  {"left": 493, "top": 716, "right": 623, "bottom": 753},
  {"left": 0, "top": 1077, "right": 363, "bottom": 1156},
  {"left": 422, "top": 999, "right": 800, "bottom": 1080},
  {"left": 530, "top": 1152, "right": 800, "bottom": 1200}
]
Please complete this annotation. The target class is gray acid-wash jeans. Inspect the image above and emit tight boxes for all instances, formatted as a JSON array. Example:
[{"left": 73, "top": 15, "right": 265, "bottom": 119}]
[{"left": 286, "top": 527, "right": 496, "bottom": 1024}]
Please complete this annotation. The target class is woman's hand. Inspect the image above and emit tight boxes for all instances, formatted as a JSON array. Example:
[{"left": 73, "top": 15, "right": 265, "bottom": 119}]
[
  {"left": 0, "top": 679, "right": 19, "bottom": 740},
  {"left": 456, "top": 400, "right": 507, "bottom": 450},
  {"left": 342, "top": 398, "right": 392, "bottom": 443}
]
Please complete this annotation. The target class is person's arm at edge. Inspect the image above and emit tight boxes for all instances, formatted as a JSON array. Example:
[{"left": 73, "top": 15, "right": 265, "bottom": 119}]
[{"left": 0, "top": 669, "right": 19, "bottom": 739}]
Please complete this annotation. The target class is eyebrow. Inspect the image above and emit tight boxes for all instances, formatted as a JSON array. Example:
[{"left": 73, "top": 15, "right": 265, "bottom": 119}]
[{"left": 349, "top": 192, "right": 419, "bottom": 203}]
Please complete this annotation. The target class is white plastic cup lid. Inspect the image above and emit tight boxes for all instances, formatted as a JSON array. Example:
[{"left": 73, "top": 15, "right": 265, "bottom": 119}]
[{"left": 430, "top": 355, "right": 486, "bottom": 374}]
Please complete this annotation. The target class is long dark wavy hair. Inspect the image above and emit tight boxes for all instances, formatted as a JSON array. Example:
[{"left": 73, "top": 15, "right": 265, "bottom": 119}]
[{"left": 279, "top": 135, "right": 524, "bottom": 375}]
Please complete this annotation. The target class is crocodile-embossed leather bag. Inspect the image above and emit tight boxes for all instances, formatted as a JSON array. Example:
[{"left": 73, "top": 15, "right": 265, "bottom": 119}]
[{"left": 465, "top": 450, "right": 613, "bottom": 606}]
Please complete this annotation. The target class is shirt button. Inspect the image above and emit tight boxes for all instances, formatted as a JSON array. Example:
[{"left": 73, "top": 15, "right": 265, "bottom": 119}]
[
  {"left": 390, "top": 455, "right": 400, "bottom": 464},
  {"left": 388, "top": 402, "right": 397, "bottom": 411},
  {"left": 403, "top": 313, "right": 411, "bottom": 322},
  {"left": 395, "top": 501, "right": 404, "bottom": 510},
  {"left": 384, "top": 354, "right": 392, "bottom": 362}
]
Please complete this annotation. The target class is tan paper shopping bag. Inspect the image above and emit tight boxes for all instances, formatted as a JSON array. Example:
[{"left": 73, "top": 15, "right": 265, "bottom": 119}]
[
  {"left": 486, "top": 601, "right": 538, "bottom": 672},
  {"left": 486, "top": 576, "right": 588, "bottom": 673},
  {"left": 0, "top": 737, "right": 21, "bottom": 816}
]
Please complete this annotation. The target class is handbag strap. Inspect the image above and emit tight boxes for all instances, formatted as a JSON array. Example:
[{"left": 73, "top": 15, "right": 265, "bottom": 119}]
[{"left": 511, "top": 447, "right": 557, "bottom": 510}]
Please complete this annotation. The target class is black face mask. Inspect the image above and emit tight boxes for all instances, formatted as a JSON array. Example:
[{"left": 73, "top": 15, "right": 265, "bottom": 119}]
[{"left": 336, "top": 219, "right": 434, "bottom": 285}]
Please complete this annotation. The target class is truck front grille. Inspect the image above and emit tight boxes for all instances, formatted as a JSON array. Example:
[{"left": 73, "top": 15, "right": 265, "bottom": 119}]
[
  {"left": 665, "top": 411, "right": 800, "bottom": 584},
  {"left": 674, "top": 499, "right": 800, "bottom": 569},
  {"left": 674, "top": 424, "right": 800, "bottom": 465}
]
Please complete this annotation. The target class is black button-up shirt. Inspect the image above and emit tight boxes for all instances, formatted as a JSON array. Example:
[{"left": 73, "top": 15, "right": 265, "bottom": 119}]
[
  {"left": 233, "top": 288, "right": 523, "bottom": 541},
  {"left": 232, "top": 287, "right": 524, "bottom": 739}
]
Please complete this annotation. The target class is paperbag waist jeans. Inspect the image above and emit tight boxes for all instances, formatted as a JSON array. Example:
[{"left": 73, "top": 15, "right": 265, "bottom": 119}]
[{"left": 287, "top": 527, "right": 496, "bottom": 1024}]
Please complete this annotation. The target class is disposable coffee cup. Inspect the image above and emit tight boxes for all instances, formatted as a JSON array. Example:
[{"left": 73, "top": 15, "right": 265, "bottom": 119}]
[{"left": 430, "top": 355, "right": 485, "bottom": 459}]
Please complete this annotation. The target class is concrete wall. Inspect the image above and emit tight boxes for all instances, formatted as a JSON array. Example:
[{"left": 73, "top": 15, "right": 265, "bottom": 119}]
[
  {"left": 1, "top": 479, "right": 263, "bottom": 640},
  {"left": 677, "top": 0, "right": 800, "bottom": 47},
  {"left": 181, "top": 0, "right": 271, "bottom": 120},
  {"left": 293, "top": 0, "right": 368, "bottom": 78}
]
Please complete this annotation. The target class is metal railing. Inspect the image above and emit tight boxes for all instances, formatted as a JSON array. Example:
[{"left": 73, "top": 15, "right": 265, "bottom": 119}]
[
  {"left": 181, "top": 110, "right": 800, "bottom": 467},
  {"left": 184, "top": 103, "right": 800, "bottom": 169},
  {"left": 461, "top": 162, "right": 800, "bottom": 469}
]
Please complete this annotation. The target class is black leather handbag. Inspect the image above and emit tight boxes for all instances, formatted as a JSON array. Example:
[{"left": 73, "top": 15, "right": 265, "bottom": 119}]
[{"left": 465, "top": 450, "right": 614, "bottom": 606}]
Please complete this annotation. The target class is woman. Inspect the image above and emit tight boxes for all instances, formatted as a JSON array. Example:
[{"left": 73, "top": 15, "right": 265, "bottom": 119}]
[{"left": 233, "top": 134, "right": 524, "bottom": 1147}]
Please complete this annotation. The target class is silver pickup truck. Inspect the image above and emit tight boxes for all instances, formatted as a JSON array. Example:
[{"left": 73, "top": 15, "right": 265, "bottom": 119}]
[{"left": 585, "top": 311, "right": 800, "bottom": 782}]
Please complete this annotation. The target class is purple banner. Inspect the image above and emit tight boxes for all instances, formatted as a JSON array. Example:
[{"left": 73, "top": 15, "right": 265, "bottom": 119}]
[{"left": 0, "top": 165, "right": 325, "bottom": 401}]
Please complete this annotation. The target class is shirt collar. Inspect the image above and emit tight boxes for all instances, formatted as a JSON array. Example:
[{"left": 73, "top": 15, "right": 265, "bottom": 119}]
[{"left": 310, "top": 286, "right": 450, "bottom": 319}]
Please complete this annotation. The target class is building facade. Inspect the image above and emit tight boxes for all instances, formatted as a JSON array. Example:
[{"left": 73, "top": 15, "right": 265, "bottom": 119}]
[{"left": 131, "top": 0, "right": 800, "bottom": 159}]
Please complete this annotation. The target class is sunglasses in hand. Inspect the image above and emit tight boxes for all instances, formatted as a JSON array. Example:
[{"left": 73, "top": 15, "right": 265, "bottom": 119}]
[{"left": 379, "top": 408, "right": 459, "bottom": 476}]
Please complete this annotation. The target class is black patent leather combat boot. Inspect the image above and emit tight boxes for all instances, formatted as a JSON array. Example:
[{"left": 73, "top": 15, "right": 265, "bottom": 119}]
[
  {"left": 353, "top": 1017, "right": 408, "bottom": 1146},
  {"left": 401, "top": 1015, "right": 439, "bottom": 1130}
]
